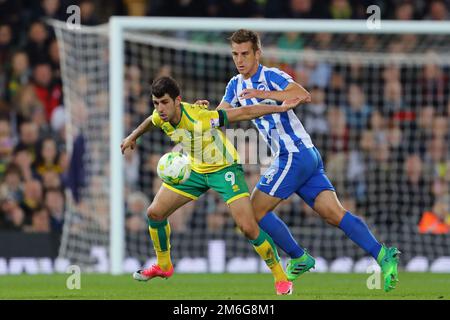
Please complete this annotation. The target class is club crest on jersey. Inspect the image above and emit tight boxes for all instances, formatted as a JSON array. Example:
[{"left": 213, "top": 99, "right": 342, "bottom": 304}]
[{"left": 257, "top": 83, "right": 268, "bottom": 91}]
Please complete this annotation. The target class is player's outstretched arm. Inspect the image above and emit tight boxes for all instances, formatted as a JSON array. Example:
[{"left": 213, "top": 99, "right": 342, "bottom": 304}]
[
  {"left": 121, "top": 115, "right": 153, "bottom": 154},
  {"left": 240, "top": 82, "right": 311, "bottom": 103},
  {"left": 216, "top": 100, "right": 232, "bottom": 111},
  {"left": 194, "top": 99, "right": 232, "bottom": 111},
  {"left": 224, "top": 97, "right": 305, "bottom": 123}
]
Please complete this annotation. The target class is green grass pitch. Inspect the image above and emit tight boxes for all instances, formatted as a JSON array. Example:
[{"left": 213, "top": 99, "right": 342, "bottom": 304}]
[{"left": 0, "top": 273, "right": 449, "bottom": 300}]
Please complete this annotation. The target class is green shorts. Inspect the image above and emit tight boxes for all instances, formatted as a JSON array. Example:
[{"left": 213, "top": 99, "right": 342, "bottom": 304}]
[{"left": 162, "top": 164, "right": 250, "bottom": 205}]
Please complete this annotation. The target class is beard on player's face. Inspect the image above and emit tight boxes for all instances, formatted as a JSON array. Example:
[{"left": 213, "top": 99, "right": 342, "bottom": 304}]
[{"left": 153, "top": 94, "right": 180, "bottom": 122}]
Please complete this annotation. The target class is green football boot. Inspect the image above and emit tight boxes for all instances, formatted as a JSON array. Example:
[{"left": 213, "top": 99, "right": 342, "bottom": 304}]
[
  {"left": 286, "top": 251, "right": 316, "bottom": 281},
  {"left": 377, "top": 245, "right": 401, "bottom": 292}
]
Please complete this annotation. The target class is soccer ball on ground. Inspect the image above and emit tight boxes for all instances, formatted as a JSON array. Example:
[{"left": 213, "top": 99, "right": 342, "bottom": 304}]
[{"left": 157, "top": 152, "right": 191, "bottom": 185}]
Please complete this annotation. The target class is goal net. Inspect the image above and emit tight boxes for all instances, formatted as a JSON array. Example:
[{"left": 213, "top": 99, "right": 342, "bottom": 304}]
[{"left": 51, "top": 18, "right": 450, "bottom": 274}]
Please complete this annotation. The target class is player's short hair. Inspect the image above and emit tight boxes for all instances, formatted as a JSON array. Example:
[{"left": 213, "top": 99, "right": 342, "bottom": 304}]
[
  {"left": 228, "top": 29, "right": 261, "bottom": 52},
  {"left": 151, "top": 76, "right": 180, "bottom": 100}
]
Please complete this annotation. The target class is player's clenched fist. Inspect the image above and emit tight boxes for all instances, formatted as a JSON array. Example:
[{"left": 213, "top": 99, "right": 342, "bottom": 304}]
[{"left": 120, "top": 136, "right": 136, "bottom": 154}]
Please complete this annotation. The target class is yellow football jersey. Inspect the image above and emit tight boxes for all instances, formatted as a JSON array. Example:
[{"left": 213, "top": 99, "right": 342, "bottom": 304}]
[{"left": 151, "top": 102, "right": 239, "bottom": 173}]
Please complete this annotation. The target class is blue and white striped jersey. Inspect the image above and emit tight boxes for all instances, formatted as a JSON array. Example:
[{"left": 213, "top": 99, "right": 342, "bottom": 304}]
[{"left": 221, "top": 64, "right": 314, "bottom": 154}]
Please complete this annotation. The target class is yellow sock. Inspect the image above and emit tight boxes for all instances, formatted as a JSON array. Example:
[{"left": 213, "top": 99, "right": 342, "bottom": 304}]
[
  {"left": 155, "top": 250, "right": 172, "bottom": 272},
  {"left": 270, "top": 262, "right": 288, "bottom": 282},
  {"left": 148, "top": 218, "right": 173, "bottom": 272},
  {"left": 251, "top": 229, "right": 288, "bottom": 282}
]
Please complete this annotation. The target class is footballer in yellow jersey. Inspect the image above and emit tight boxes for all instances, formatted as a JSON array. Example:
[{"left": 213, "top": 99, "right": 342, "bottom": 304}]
[
  {"left": 120, "top": 76, "right": 307, "bottom": 295},
  {"left": 150, "top": 102, "right": 238, "bottom": 174}
]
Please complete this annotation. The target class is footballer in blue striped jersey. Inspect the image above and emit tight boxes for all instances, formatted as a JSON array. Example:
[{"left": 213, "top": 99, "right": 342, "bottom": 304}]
[{"left": 199, "top": 29, "right": 400, "bottom": 292}]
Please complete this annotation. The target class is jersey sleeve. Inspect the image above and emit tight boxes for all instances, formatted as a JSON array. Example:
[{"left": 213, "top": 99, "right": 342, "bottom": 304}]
[
  {"left": 198, "top": 109, "right": 228, "bottom": 131},
  {"left": 221, "top": 77, "right": 239, "bottom": 107},
  {"left": 151, "top": 109, "right": 162, "bottom": 128},
  {"left": 267, "top": 69, "right": 294, "bottom": 90}
]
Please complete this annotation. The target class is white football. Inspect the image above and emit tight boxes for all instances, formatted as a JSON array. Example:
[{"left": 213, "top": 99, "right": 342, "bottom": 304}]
[{"left": 157, "top": 152, "right": 191, "bottom": 185}]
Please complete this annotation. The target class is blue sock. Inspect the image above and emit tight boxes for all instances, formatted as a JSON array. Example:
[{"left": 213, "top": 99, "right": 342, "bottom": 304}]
[
  {"left": 258, "top": 211, "right": 304, "bottom": 259},
  {"left": 339, "top": 211, "right": 382, "bottom": 259}
]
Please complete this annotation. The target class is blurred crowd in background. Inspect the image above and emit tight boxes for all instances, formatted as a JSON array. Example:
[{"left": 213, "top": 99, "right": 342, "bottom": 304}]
[
  {"left": 3, "top": 0, "right": 450, "bottom": 23},
  {"left": 122, "top": 58, "right": 450, "bottom": 236},
  {"left": 0, "top": 0, "right": 450, "bottom": 238}
]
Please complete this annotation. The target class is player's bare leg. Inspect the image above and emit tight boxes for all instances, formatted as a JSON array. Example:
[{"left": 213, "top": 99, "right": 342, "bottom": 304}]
[
  {"left": 251, "top": 189, "right": 316, "bottom": 281},
  {"left": 228, "top": 196, "right": 293, "bottom": 295},
  {"left": 313, "top": 190, "right": 400, "bottom": 292},
  {"left": 133, "top": 185, "right": 193, "bottom": 282},
  {"left": 311, "top": 190, "right": 346, "bottom": 226},
  {"left": 147, "top": 185, "right": 194, "bottom": 221},
  {"left": 250, "top": 188, "right": 283, "bottom": 222}
]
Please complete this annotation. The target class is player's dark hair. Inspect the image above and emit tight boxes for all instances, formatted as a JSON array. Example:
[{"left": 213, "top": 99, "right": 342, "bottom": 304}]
[
  {"left": 228, "top": 29, "right": 261, "bottom": 52},
  {"left": 151, "top": 76, "right": 180, "bottom": 100}
]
